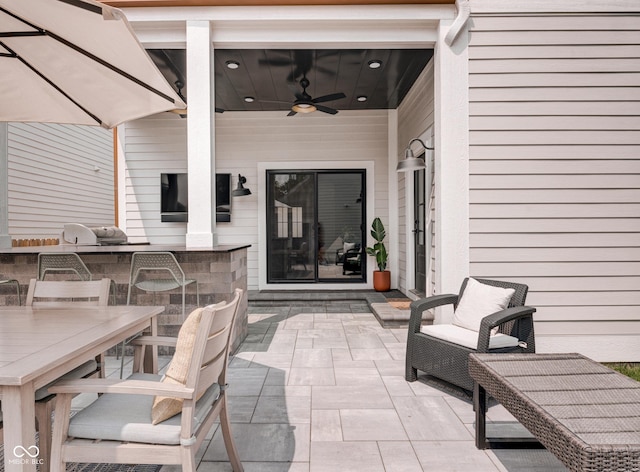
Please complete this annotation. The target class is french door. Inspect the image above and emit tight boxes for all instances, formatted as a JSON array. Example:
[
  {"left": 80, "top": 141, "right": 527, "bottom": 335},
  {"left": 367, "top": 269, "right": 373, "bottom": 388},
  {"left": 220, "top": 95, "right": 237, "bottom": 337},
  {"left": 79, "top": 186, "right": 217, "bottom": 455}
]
[
  {"left": 413, "top": 166, "right": 426, "bottom": 297},
  {"left": 266, "top": 170, "right": 366, "bottom": 283}
]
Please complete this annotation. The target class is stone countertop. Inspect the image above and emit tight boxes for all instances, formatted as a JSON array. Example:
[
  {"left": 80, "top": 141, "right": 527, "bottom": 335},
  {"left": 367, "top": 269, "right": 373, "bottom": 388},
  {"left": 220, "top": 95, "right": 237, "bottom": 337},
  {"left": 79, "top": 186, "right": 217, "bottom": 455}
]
[{"left": 0, "top": 243, "right": 250, "bottom": 254}]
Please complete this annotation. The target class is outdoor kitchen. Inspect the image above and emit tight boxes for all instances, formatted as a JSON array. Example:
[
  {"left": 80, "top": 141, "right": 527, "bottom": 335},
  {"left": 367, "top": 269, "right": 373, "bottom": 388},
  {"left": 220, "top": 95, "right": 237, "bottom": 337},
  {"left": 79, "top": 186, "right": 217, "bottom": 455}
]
[{"left": 0, "top": 223, "right": 250, "bottom": 352}]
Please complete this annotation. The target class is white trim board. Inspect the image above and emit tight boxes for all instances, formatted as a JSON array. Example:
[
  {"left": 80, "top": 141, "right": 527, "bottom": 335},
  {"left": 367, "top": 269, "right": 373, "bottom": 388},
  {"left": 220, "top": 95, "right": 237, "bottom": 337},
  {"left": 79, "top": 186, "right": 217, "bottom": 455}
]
[{"left": 257, "top": 160, "right": 375, "bottom": 291}]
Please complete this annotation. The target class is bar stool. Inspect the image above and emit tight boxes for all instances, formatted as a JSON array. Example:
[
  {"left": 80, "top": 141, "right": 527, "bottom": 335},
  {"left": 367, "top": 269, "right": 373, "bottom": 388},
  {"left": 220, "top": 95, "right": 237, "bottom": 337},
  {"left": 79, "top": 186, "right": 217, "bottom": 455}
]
[
  {"left": 38, "top": 252, "right": 92, "bottom": 281},
  {"left": 38, "top": 252, "right": 117, "bottom": 305},
  {"left": 0, "top": 278, "right": 21, "bottom": 305},
  {"left": 127, "top": 251, "right": 199, "bottom": 317},
  {"left": 123, "top": 251, "right": 199, "bottom": 376}
]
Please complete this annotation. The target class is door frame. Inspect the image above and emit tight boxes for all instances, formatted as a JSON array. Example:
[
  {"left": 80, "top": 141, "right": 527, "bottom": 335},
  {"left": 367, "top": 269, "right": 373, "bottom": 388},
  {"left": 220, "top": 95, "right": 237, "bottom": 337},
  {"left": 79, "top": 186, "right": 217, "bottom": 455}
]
[
  {"left": 265, "top": 169, "right": 367, "bottom": 284},
  {"left": 258, "top": 160, "right": 375, "bottom": 290},
  {"left": 404, "top": 129, "right": 433, "bottom": 299}
]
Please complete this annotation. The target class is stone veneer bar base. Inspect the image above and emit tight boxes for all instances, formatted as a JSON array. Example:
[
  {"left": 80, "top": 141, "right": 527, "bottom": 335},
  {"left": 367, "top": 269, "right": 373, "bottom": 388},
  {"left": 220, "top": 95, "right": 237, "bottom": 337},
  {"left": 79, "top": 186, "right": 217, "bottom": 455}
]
[{"left": 0, "top": 244, "right": 249, "bottom": 354}]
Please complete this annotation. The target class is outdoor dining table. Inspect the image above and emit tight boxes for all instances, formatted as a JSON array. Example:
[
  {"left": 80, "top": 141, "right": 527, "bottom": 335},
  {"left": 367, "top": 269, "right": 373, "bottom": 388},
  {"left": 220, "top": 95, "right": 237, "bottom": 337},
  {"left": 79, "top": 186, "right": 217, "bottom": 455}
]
[{"left": 0, "top": 305, "right": 164, "bottom": 472}]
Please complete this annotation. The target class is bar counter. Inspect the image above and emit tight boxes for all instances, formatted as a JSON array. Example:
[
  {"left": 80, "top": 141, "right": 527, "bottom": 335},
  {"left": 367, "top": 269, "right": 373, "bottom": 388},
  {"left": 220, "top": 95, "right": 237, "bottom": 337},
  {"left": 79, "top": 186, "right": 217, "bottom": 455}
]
[{"left": 0, "top": 244, "right": 250, "bottom": 352}]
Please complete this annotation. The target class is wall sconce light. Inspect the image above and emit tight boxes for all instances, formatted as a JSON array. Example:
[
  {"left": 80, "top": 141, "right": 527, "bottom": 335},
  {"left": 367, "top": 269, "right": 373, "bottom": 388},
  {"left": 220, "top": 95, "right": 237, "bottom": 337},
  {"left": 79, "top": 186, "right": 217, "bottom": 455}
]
[
  {"left": 396, "top": 138, "right": 434, "bottom": 172},
  {"left": 232, "top": 174, "right": 252, "bottom": 197}
]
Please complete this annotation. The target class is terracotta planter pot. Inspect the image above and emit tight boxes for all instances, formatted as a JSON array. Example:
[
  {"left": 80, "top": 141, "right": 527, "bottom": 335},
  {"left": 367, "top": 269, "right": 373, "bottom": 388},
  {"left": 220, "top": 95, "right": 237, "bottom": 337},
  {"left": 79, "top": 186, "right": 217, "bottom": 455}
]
[{"left": 373, "top": 270, "right": 391, "bottom": 292}]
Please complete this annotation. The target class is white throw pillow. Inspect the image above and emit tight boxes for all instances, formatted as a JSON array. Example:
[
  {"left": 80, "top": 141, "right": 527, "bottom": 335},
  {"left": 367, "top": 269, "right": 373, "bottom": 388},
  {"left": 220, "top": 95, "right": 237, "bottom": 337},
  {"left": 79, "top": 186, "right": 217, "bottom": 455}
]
[
  {"left": 343, "top": 242, "right": 356, "bottom": 253},
  {"left": 452, "top": 278, "right": 515, "bottom": 332}
]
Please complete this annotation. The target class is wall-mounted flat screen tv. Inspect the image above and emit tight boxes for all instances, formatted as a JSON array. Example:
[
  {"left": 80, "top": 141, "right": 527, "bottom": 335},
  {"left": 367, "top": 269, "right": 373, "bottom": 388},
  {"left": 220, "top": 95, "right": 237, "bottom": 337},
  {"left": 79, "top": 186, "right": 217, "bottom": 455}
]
[
  {"left": 216, "top": 173, "right": 231, "bottom": 222},
  {"left": 161, "top": 173, "right": 188, "bottom": 222}
]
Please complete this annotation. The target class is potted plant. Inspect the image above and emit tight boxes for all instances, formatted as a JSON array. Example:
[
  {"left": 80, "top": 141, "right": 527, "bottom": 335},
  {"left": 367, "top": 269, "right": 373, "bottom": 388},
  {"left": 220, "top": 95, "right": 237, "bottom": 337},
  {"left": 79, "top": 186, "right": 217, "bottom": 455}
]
[{"left": 366, "top": 217, "right": 391, "bottom": 292}]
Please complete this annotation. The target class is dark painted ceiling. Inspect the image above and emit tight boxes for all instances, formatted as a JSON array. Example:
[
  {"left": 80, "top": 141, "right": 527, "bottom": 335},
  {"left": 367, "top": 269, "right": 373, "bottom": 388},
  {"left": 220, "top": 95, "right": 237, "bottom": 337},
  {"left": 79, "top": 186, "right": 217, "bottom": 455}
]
[{"left": 148, "top": 49, "right": 433, "bottom": 116}]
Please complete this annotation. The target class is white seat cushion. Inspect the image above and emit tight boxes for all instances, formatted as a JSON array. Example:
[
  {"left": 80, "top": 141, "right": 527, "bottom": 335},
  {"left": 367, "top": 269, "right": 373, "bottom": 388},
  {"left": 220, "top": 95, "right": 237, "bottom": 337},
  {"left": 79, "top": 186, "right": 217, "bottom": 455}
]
[
  {"left": 68, "top": 373, "right": 220, "bottom": 445},
  {"left": 452, "top": 278, "right": 515, "bottom": 332},
  {"left": 420, "top": 324, "right": 520, "bottom": 350}
]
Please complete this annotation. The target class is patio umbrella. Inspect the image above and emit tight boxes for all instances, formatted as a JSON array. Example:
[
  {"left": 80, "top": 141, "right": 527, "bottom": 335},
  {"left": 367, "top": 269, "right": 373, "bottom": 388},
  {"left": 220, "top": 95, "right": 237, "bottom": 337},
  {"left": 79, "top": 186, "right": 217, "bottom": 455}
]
[{"left": 0, "top": 0, "right": 186, "bottom": 129}]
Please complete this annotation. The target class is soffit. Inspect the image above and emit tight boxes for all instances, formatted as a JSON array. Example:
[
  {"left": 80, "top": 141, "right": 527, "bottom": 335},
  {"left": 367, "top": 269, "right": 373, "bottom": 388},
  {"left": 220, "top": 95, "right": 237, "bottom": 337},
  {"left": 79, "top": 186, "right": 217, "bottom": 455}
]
[{"left": 149, "top": 48, "right": 433, "bottom": 113}]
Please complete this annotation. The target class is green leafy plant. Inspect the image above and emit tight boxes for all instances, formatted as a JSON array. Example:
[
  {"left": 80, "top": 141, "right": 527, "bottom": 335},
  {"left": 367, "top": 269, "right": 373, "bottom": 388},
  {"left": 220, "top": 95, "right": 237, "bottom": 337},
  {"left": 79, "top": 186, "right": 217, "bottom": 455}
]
[
  {"left": 366, "top": 217, "right": 388, "bottom": 271},
  {"left": 606, "top": 363, "right": 640, "bottom": 382}
]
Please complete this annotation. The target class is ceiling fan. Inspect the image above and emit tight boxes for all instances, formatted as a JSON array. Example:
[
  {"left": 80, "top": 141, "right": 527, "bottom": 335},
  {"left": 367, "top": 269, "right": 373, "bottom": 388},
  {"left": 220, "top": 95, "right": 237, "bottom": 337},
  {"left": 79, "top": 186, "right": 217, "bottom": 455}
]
[
  {"left": 167, "top": 80, "right": 225, "bottom": 117},
  {"left": 261, "top": 75, "right": 346, "bottom": 116}
]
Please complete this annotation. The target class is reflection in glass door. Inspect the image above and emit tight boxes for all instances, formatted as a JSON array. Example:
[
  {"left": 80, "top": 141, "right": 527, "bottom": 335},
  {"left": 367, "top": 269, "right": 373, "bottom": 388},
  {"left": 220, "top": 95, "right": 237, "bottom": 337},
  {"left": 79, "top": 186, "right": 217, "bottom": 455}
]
[
  {"left": 266, "top": 170, "right": 365, "bottom": 283},
  {"left": 413, "top": 165, "right": 426, "bottom": 297}
]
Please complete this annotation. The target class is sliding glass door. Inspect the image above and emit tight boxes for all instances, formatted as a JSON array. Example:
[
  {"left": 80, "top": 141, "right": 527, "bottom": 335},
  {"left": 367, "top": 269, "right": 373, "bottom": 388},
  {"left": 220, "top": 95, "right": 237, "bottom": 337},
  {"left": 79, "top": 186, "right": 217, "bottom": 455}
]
[{"left": 267, "top": 170, "right": 365, "bottom": 283}]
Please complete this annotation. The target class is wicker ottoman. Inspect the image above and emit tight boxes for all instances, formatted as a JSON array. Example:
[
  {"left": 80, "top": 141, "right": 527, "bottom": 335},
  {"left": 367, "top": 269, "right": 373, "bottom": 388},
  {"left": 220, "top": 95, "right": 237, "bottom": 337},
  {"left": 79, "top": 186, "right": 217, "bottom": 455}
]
[{"left": 469, "top": 353, "right": 640, "bottom": 472}]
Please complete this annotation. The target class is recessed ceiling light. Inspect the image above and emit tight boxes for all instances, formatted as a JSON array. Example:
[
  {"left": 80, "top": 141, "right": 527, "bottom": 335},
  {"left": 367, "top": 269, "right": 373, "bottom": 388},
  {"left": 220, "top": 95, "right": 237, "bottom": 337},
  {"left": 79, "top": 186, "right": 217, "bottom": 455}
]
[
  {"left": 357, "top": 95, "right": 368, "bottom": 102},
  {"left": 225, "top": 60, "right": 240, "bottom": 69},
  {"left": 368, "top": 60, "right": 382, "bottom": 69},
  {"left": 244, "top": 96, "right": 255, "bottom": 103}
]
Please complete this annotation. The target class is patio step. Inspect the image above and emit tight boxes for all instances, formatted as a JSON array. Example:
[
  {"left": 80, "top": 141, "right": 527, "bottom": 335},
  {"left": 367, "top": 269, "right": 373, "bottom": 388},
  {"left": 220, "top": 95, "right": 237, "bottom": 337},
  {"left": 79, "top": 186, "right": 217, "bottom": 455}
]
[{"left": 248, "top": 289, "right": 412, "bottom": 327}]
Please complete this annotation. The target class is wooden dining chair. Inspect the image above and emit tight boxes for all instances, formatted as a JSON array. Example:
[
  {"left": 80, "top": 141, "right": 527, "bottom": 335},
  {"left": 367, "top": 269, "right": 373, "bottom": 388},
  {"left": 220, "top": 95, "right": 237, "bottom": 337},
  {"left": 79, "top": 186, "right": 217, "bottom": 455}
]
[
  {"left": 26, "top": 278, "right": 111, "bottom": 307},
  {"left": 49, "top": 288, "right": 244, "bottom": 472},
  {"left": 24, "top": 278, "right": 112, "bottom": 471}
]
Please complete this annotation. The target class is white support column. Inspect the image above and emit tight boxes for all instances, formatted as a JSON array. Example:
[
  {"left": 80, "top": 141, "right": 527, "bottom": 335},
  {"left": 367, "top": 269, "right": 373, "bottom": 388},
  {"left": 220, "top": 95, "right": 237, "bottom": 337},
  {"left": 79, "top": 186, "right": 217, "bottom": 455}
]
[
  {"left": 115, "top": 124, "right": 127, "bottom": 234},
  {"left": 434, "top": 18, "right": 470, "bottom": 303},
  {"left": 186, "top": 20, "right": 217, "bottom": 248},
  {"left": 0, "top": 123, "right": 11, "bottom": 249},
  {"left": 387, "top": 109, "right": 399, "bottom": 289}
]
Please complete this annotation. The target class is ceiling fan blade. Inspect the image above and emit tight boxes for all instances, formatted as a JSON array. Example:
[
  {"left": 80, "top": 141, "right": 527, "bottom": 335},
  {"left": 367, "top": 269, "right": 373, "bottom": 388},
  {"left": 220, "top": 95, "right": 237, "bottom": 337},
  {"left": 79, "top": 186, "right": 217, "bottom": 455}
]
[
  {"left": 258, "top": 58, "right": 295, "bottom": 67},
  {"left": 313, "top": 92, "right": 346, "bottom": 104},
  {"left": 258, "top": 99, "right": 292, "bottom": 104},
  {"left": 287, "top": 110, "right": 297, "bottom": 117},
  {"left": 315, "top": 104, "right": 339, "bottom": 115}
]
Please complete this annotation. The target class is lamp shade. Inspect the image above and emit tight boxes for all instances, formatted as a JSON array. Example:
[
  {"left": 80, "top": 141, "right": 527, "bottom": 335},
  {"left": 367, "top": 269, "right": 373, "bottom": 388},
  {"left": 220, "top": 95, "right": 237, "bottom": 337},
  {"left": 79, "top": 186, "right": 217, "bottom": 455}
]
[
  {"left": 396, "top": 156, "right": 426, "bottom": 172},
  {"left": 396, "top": 138, "right": 432, "bottom": 172},
  {"left": 232, "top": 174, "right": 252, "bottom": 196}
]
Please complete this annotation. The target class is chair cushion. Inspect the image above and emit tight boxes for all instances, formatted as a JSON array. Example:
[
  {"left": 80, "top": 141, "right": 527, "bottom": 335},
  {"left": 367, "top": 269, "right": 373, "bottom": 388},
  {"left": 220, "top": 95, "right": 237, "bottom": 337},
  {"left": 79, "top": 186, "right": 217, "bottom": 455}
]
[
  {"left": 421, "top": 324, "right": 519, "bottom": 350},
  {"left": 343, "top": 242, "right": 356, "bottom": 253},
  {"left": 35, "top": 359, "right": 98, "bottom": 401},
  {"left": 452, "top": 278, "right": 515, "bottom": 332},
  {"left": 68, "top": 373, "right": 221, "bottom": 445},
  {"left": 151, "top": 307, "right": 204, "bottom": 424}
]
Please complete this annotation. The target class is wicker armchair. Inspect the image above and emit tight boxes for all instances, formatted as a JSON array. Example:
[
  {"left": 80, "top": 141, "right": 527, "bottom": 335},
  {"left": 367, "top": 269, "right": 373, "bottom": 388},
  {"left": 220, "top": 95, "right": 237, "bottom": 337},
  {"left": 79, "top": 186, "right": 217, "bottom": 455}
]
[
  {"left": 342, "top": 247, "right": 362, "bottom": 275},
  {"left": 405, "top": 278, "right": 536, "bottom": 392}
]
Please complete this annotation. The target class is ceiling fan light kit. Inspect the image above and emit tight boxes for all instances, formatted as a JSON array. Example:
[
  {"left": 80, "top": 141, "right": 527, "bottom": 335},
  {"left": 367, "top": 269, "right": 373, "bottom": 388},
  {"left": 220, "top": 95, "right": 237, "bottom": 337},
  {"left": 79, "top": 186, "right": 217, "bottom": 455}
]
[{"left": 291, "top": 102, "right": 317, "bottom": 114}]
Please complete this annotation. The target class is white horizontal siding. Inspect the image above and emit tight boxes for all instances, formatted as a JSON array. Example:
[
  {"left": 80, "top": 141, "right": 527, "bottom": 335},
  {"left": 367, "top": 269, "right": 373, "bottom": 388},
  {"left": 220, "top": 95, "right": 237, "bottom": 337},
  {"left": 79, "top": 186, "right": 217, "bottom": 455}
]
[
  {"left": 468, "top": 10, "right": 640, "bottom": 361},
  {"left": 7, "top": 123, "right": 114, "bottom": 238},
  {"left": 122, "top": 110, "right": 389, "bottom": 290}
]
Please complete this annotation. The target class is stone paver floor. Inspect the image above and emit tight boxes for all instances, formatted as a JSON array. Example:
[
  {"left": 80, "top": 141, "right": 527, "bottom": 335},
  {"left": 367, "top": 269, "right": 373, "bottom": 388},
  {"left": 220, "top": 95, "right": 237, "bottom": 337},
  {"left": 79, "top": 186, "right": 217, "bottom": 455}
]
[{"left": 103, "top": 301, "right": 568, "bottom": 472}]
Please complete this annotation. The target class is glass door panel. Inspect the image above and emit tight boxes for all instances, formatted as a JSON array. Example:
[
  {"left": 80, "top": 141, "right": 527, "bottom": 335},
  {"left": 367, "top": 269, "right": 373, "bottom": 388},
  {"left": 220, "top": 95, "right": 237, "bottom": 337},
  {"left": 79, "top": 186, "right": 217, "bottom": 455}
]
[
  {"left": 318, "top": 172, "right": 365, "bottom": 281},
  {"left": 414, "top": 164, "right": 426, "bottom": 297},
  {"left": 267, "top": 172, "right": 316, "bottom": 282}
]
